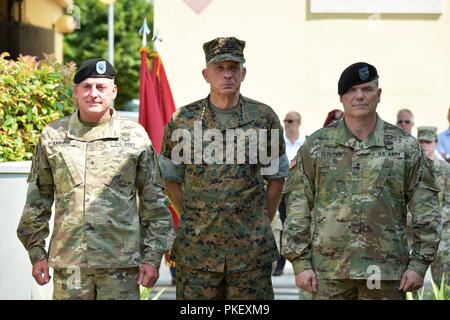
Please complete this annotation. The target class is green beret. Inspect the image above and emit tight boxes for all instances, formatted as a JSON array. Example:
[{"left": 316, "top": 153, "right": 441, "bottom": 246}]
[
  {"left": 74, "top": 58, "right": 115, "bottom": 84},
  {"left": 338, "top": 62, "right": 379, "bottom": 95},
  {"left": 203, "top": 37, "right": 246, "bottom": 64}
]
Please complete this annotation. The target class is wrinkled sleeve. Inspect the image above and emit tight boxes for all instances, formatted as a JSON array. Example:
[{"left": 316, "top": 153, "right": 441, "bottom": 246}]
[
  {"left": 16, "top": 137, "right": 54, "bottom": 265},
  {"left": 406, "top": 145, "right": 441, "bottom": 277},
  {"left": 136, "top": 145, "right": 171, "bottom": 268},
  {"left": 262, "top": 109, "right": 288, "bottom": 179},
  {"left": 282, "top": 142, "right": 316, "bottom": 275},
  {"left": 437, "top": 165, "right": 450, "bottom": 256},
  {"left": 160, "top": 119, "right": 185, "bottom": 183}
]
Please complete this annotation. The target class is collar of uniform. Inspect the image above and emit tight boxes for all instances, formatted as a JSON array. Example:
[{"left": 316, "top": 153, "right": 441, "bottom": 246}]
[
  {"left": 67, "top": 108, "right": 120, "bottom": 141},
  {"left": 336, "top": 114, "right": 385, "bottom": 149},
  {"left": 201, "top": 94, "right": 253, "bottom": 130}
]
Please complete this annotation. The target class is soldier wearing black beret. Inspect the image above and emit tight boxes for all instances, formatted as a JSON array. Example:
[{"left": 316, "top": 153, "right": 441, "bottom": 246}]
[
  {"left": 17, "top": 57, "right": 171, "bottom": 299},
  {"left": 283, "top": 62, "right": 441, "bottom": 300},
  {"left": 74, "top": 58, "right": 115, "bottom": 84}
]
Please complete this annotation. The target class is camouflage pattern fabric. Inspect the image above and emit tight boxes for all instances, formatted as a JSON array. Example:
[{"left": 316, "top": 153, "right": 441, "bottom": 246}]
[
  {"left": 17, "top": 109, "right": 171, "bottom": 269},
  {"left": 282, "top": 115, "right": 441, "bottom": 280},
  {"left": 176, "top": 263, "right": 273, "bottom": 300},
  {"left": 430, "top": 159, "right": 450, "bottom": 284},
  {"left": 160, "top": 95, "right": 287, "bottom": 273},
  {"left": 312, "top": 279, "right": 404, "bottom": 300},
  {"left": 53, "top": 267, "right": 139, "bottom": 300},
  {"left": 203, "top": 37, "right": 246, "bottom": 64}
]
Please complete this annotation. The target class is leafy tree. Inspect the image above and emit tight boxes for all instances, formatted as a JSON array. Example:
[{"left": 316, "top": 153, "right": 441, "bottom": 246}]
[{"left": 64, "top": 0, "right": 154, "bottom": 108}]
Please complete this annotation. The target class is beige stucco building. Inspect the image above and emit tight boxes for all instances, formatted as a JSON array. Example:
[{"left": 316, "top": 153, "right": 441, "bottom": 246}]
[
  {"left": 154, "top": 0, "right": 450, "bottom": 135},
  {"left": 0, "top": 0, "right": 75, "bottom": 61}
]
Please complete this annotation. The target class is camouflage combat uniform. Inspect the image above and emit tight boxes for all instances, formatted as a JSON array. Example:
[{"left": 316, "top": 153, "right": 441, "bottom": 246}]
[
  {"left": 429, "top": 159, "right": 450, "bottom": 284},
  {"left": 17, "top": 109, "right": 171, "bottom": 300},
  {"left": 282, "top": 116, "right": 441, "bottom": 299},
  {"left": 160, "top": 95, "right": 288, "bottom": 299}
]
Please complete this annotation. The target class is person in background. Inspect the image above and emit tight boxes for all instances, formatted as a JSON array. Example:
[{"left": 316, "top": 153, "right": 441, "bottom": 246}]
[
  {"left": 396, "top": 109, "right": 414, "bottom": 134},
  {"left": 437, "top": 107, "right": 450, "bottom": 163},
  {"left": 417, "top": 126, "right": 450, "bottom": 286},
  {"left": 273, "top": 111, "right": 305, "bottom": 277},
  {"left": 396, "top": 108, "right": 444, "bottom": 161},
  {"left": 323, "top": 109, "right": 344, "bottom": 127}
]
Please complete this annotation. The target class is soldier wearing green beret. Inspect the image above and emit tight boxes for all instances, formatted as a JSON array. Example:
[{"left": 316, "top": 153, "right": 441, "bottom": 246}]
[
  {"left": 17, "top": 58, "right": 171, "bottom": 300},
  {"left": 417, "top": 126, "right": 450, "bottom": 285},
  {"left": 283, "top": 62, "right": 441, "bottom": 299},
  {"left": 159, "top": 37, "right": 288, "bottom": 299}
]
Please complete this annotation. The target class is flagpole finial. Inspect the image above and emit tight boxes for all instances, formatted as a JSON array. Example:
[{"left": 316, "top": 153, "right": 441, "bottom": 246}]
[
  {"left": 152, "top": 29, "right": 163, "bottom": 52},
  {"left": 139, "top": 18, "right": 151, "bottom": 48}
]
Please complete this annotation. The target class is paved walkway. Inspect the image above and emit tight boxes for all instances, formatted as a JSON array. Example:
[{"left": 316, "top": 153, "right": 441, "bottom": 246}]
[
  {"left": 148, "top": 261, "right": 300, "bottom": 300},
  {"left": 149, "top": 261, "right": 436, "bottom": 300}
]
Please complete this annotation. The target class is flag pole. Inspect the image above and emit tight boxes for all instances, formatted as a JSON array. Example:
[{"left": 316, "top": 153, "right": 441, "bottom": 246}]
[{"left": 139, "top": 18, "right": 151, "bottom": 48}]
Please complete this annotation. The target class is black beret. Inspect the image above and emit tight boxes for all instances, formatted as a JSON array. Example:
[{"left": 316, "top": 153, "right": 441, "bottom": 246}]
[
  {"left": 338, "top": 62, "right": 379, "bottom": 95},
  {"left": 74, "top": 58, "right": 115, "bottom": 84}
]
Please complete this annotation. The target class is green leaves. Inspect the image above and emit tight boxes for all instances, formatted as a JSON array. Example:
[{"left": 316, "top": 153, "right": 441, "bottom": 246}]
[
  {"left": 139, "top": 285, "right": 166, "bottom": 300},
  {"left": 0, "top": 54, "right": 76, "bottom": 162},
  {"left": 430, "top": 274, "right": 449, "bottom": 300},
  {"left": 64, "top": 0, "right": 154, "bottom": 108},
  {"left": 406, "top": 273, "right": 449, "bottom": 300}
]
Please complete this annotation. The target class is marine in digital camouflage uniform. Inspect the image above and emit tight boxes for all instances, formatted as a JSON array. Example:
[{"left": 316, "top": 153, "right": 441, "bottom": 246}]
[
  {"left": 417, "top": 126, "right": 450, "bottom": 285},
  {"left": 159, "top": 37, "right": 289, "bottom": 299},
  {"left": 17, "top": 58, "right": 171, "bottom": 300},
  {"left": 282, "top": 62, "right": 441, "bottom": 300}
]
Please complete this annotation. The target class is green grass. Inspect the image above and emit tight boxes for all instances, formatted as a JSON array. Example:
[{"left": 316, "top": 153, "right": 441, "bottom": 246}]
[{"left": 406, "top": 273, "right": 449, "bottom": 300}]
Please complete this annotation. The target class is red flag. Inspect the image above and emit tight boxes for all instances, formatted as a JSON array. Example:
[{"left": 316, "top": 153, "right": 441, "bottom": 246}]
[
  {"left": 139, "top": 48, "right": 179, "bottom": 228},
  {"left": 138, "top": 48, "right": 175, "bottom": 154}
]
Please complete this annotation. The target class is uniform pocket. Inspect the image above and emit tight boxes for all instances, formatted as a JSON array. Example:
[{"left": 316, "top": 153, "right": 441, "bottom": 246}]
[
  {"left": 48, "top": 150, "right": 83, "bottom": 194},
  {"left": 370, "top": 158, "right": 394, "bottom": 197},
  {"left": 317, "top": 159, "right": 349, "bottom": 197},
  {"left": 101, "top": 169, "right": 135, "bottom": 197}
]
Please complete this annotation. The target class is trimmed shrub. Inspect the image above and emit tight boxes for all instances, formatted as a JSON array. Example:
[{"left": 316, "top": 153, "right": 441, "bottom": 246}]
[{"left": 0, "top": 53, "right": 76, "bottom": 161}]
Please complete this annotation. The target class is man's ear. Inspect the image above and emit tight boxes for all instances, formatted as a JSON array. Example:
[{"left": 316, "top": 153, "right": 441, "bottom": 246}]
[
  {"left": 242, "top": 67, "right": 247, "bottom": 81},
  {"left": 112, "top": 84, "right": 118, "bottom": 99},
  {"left": 202, "top": 69, "right": 209, "bottom": 83},
  {"left": 377, "top": 88, "right": 382, "bottom": 103}
]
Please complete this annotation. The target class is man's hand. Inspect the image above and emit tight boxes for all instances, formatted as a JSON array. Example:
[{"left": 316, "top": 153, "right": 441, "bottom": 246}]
[
  {"left": 295, "top": 269, "right": 318, "bottom": 294},
  {"left": 138, "top": 263, "right": 159, "bottom": 288},
  {"left": 399, "top": 269, "right": 424, "bottom": 292},
  {"left": 32, "top": 259, "right": 50, "bottom": 286}
]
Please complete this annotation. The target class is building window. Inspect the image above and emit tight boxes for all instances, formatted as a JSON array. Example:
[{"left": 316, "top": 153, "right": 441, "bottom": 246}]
[{"left": 310, "top": 0, "right": 443, "bottom": 14}]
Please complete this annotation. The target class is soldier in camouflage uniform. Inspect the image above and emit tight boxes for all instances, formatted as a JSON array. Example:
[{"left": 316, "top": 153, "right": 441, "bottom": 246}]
[
  {"left": 17, "top": 58, "right": 171, "bottom": 300},
  {"left": 283, "top": 62, "right": 441, "bottom": 300},
  {"left": 417, "top": 126, "right": 450, "bottom": 285},
  {"left": 159, "top": 37, "right": 288, "bottom": 299}
]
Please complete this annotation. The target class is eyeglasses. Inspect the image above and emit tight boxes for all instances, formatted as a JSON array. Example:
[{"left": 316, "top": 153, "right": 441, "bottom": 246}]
[
  {"left": 397, "top": 120, "right": 412, "bottom": 125},
  {"left": 284, "top": 119, "right": 297, "bottom": 124}
]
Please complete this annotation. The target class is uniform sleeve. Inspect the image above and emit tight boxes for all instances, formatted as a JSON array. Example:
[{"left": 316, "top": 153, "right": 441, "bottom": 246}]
[
  {"left": 282, "top": 143, "right": 316, "bottom": 275},
  {"left": 439, "top": 165, "right": 450, "bottom": 246},
  {"left": 262, "top": 109, "right": 288, "bottom": 179},
  {"left": 16, "top": 137, "right": 54, "bottom": 265},
  {"left": 160, "top": 119, "right": 185, "bottom": 183},
  {"left": 406, "top": 145, "right": 442, "bottom": 277},
  {"left": 136, "top": 145, "right": 171, "bottom": 268}
]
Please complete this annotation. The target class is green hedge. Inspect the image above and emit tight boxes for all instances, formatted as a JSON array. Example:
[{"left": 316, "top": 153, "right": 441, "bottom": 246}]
[{"left": 0, "top": 53, "right": 76, "bottom": 162}]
